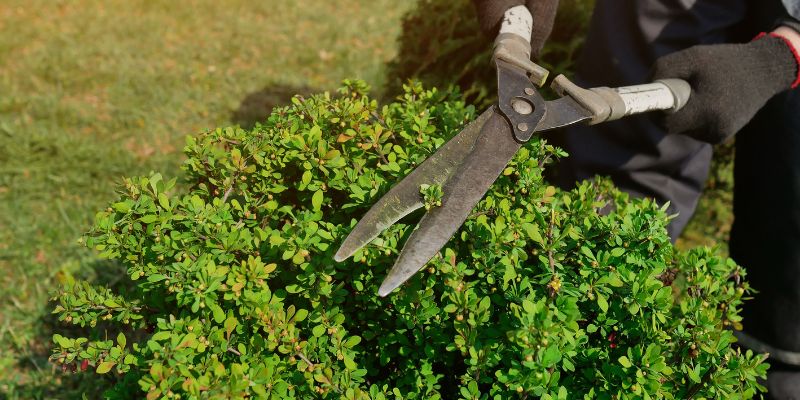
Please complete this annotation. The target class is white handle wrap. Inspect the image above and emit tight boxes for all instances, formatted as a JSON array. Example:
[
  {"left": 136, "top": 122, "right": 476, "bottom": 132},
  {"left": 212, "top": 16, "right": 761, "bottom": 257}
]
[
  {"left": 499, "top": 5, "right": 533, "bottom": 42},
  {"left": 615, "top": 82, "right": 679, "bottom": 116}
]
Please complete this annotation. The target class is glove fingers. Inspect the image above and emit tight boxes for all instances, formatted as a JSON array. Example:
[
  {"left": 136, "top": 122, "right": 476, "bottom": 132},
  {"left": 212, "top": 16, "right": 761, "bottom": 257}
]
[
  {"left": 652, "top": 48, "right": 700, "bottom": 81},
  {"left": 663, "top": 98, "right": 708, "bottom": 138},
  {"left": 652, "top": 48, "right": 710, "bottom": 139}
]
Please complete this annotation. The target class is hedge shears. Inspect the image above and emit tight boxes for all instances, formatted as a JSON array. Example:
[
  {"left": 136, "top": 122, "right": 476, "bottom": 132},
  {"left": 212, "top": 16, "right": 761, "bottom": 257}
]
[{"left": 334, "top": 6, "right": 690, "bottom": 296}]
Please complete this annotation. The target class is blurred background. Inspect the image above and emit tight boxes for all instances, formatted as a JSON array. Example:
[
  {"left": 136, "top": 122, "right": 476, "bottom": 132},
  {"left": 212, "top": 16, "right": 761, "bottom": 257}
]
[{"left": 0, "top": 0, "right": 732, "bottom": 397}]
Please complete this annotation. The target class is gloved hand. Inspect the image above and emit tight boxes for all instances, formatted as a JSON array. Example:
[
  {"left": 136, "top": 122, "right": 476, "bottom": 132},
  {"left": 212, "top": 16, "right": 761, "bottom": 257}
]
[
  {"left": 653, "top": 34, "right": 800, "bottom": 144},
  {"left": 473, "top": 0, "right": 559, "bottom": 59}
]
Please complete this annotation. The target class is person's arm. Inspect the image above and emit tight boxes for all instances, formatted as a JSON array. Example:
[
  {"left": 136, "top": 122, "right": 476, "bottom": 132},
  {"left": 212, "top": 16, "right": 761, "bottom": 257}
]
[{"left": 652, "top": 25, "right": 800, "bottom": 144}]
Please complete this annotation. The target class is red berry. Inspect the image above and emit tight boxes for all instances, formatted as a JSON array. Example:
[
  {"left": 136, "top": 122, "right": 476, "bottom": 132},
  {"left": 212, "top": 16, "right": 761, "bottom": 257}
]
[
  {"left": 609, "top": 343, "right": 617, "bottom": 349},
  {"left": 80, "top": 359, "right": 89, "bottom": 371},
  {"left": 607, "top": 332, "right": 617, "bottom": 342}
]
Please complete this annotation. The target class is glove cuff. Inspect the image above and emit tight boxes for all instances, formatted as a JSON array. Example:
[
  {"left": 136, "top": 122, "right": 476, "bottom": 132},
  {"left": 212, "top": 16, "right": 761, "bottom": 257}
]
[{"left": 754, "top": 32, "right": 800, "bottom": 89}]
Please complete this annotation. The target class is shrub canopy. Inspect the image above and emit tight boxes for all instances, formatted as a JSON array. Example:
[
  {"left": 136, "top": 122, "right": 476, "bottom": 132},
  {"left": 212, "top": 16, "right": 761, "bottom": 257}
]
[{"left": 51, "top": 81, "right": 766, "bottom": 399}]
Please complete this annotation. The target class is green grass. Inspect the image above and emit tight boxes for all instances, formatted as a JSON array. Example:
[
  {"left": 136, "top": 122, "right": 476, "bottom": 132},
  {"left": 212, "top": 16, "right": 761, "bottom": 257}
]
[{"left": 0, "top": 1, "right": 412, "bottom": 397}]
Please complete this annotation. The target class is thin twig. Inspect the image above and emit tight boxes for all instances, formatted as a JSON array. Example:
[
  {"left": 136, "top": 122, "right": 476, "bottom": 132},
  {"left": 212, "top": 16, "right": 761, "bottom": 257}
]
[
  {"left": 220, "top": 169, "right": 242, "bottom": 203},
  {"left": 295, "top": 351, "right": 314, "bottom": 368},
  {"left": 547, "top": 207, "right": 556, "bottom": 274},
  {"left": 221, "top": 185, "right": 235, "bottom": 203},
  {"left": 227, "top": 347, "right": 242, "bottom": 356},
  {"left": 468, "top": 209, "right": 495, "bottom": 219},
  {"left": 538, "top": 154, "right": 552, "bottom": 169}
]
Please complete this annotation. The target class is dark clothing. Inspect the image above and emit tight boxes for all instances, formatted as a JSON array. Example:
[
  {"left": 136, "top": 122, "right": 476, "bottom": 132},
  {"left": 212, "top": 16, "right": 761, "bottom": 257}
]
[
  {"left": 550, "top": 0, "right": 800, "bottom": 396},
  {"left": 732, "top": 88, "right": 800, "bottom": 360},
  {"left": 785, "top": 0, "right": 800, "bottom": 19}
]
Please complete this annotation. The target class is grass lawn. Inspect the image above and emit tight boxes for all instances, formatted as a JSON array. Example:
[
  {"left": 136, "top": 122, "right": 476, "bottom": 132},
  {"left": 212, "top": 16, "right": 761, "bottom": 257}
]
[{"left": 0, "top": 1, "right": 412, "bottom": 397}]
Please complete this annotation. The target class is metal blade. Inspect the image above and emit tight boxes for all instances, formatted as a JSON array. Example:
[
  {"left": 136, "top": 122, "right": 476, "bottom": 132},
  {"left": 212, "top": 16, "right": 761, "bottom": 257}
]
[
  {"left": 535, "top": 96, "right": 593, "bottom": 133},
  {"left": 334, "top": 108, "right": 495, "bottom": 262},
  {"left": 378, "top": 111, "right": 520, "bottom": 296}
]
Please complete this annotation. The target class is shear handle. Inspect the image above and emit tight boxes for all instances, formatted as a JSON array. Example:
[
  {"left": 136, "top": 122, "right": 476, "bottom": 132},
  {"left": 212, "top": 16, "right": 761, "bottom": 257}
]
[
  {"left": 493, "top": 6, "right": 550, "bottom": 87},
  {"left": 552, "top": 74, "right": 691, "bottom": 125}
]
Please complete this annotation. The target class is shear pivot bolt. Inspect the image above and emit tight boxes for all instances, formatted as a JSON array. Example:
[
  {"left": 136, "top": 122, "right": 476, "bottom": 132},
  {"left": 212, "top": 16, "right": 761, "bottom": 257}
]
[
  {"left": 517, "top": 123, "right": 529, "bottom": 132},
  {"left": 524, "top": 87, "right": 535, "bottom": 95},
  {"left": 511, "top": 98, "right": 533, "bottom": 115}
]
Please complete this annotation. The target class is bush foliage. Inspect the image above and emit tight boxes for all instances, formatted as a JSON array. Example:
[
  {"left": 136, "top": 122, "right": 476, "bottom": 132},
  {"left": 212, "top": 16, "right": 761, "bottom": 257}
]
[{"left": 50, "top": 81, "right": 765, "bottom": 398}]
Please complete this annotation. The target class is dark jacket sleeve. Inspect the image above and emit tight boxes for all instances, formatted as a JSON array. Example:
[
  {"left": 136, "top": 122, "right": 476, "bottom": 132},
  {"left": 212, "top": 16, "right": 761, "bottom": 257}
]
[
  {"left": 780, "top": 17, "right": 800, "bottom": 32},
  {"left": 780, "top": 0, "right": 800, "bottom": 32},
  {"left": 472, "top": 0, "right": 525, "bottom": 36},
  {"left": 784, "top": 0, "right": 800, "bottom": 20}
]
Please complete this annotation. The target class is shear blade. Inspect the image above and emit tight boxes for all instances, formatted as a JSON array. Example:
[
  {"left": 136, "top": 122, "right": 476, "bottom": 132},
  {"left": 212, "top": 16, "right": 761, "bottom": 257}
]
[
  {"left": 537, "top": 96, "right": 593, "bottom": 132},
  {"left": 334, "top": 108, "right": 496, "bottom": 262},
  {"left": 379, "top": 111, "right": 520, "bottom": 296}
]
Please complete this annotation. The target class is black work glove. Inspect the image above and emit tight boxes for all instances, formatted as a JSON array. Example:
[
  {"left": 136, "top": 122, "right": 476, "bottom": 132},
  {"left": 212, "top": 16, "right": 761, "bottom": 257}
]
[
  {"left": 653, "top": 34, "right": 800, "bottom": 144},
  {"left": 473, "top": 0, "right": 559, "bottom": 59}
]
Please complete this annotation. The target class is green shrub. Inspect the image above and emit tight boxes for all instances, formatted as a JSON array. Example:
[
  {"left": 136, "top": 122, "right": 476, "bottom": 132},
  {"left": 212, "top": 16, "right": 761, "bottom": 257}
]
[{"left": 50, "top": 81, "right": 765, "bottom": 399}]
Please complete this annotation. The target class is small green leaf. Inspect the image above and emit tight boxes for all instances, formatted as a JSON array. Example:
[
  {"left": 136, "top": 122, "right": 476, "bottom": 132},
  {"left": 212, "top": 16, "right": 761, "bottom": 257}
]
[
  {"left": 312, "top": 325, "right": 326, "bottom": 337},
  {"left": 312, "top": 190, "right": 324, "bottom": 211},
  {"left": 112, "top": 201, "right": 131, "bottom": 213},
  {"left": 225, "top": 316, "right": 238, "bottom": 338},
  {"left": 344, "top": 336, "right": 362, "bottom": 348},
  {"left": 96, "top": 361, "right": 116, "bottom": 374},
  {"left": 140, "top": 215, "right": 158, "bottom": 224},
  {"left": 151, "top": 331, "right": 171, "bottom": 341},
  {"left": 596, "top": 292, "right": 608, "bottom": 313},
  {"left": 522, "top": 300, "right": 535, "bottom": 314},
  {"left": 688, "top": 365, "right": 702, "bottom": 383},
  {"left": 343, "top": 355, "right": 357, "bottom": 370},
  {"left": 210, "top": 302, "right": 225, "bottom": 323},
  {"left": 157, "top": 193, "right": 170, "bottom": 210},
  {"left": 293, "top": 309, "right": 309, "bottom": 323},
  {"left": 619, "top": 356, "right": 632, "bottom": 368},
  {"left": 53, "top": 334, "right": 72, "bottom": 348},
  {"left": 541, "top": 345, "right": 562, "bottom": 366}
]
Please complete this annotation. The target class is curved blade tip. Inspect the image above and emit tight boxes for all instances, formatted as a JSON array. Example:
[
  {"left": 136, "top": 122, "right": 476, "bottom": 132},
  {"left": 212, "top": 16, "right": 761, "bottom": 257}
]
[
  {"left": 333, "top": 247, "right": 350, "bottom": 263},
  {"left": 377, "top": 282, "right": 395, "bottom": 297}
]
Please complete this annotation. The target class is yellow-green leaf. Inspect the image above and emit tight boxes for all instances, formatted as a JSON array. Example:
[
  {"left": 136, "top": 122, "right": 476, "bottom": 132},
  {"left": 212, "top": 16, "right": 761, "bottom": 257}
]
[
  {"left": 96, "top": 361, "right": 116, "bottom": 374},
  {"left": 312, "top": 190, "right": 324, "bottom": 211}
]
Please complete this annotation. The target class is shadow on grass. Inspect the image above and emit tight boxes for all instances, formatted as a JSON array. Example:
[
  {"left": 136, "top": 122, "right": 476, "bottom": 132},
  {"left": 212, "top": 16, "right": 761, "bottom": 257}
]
[
  {"left": 4, "top": 258, "right": 134, "bottom": 400},
  {"left": 231, "top": 84, "right": 321, "bottom": 129}
]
